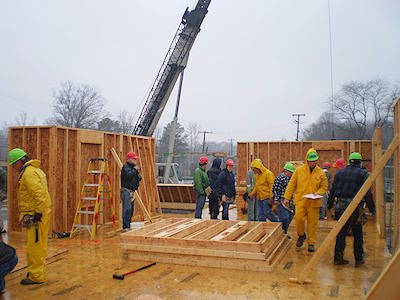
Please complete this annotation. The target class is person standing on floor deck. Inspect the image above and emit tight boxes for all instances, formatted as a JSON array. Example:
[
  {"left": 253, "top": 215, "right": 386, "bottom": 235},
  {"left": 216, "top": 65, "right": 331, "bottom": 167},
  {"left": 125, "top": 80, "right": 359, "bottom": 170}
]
[
  {"left": 218, "top": 159, "right": 236, "bottom": 220},
  {"left": 273, "top": 163, "right": 295, "bottom": 235},
  {"left": 320, "top": 162, "right": 332, "bottom": 220},
  {"left": 248, "top": 159, "right": 278, "bottom": 223},
  {"left": 284, "top": 148, "right": 328, "bottom": 253},
  {"left": 328, "top": 152, "right": 373, "bottom": 266},
  {"left": 8, "top": 148, "right": 51, "bottom": 285},
  {"left": 193, "top": 156, "right": 211, "bottom": 219},
  {"left": 246, "top": 167, "right": 258, "bottom": 221},
  {"left": 207, "top": 158, "right": 222, "bottom": 219},
  {"left": 120, "top": 152, "right": 142, "bottom": 231},
  {"left": 0, "top": 241, "right": 18, "bottom": 292}
]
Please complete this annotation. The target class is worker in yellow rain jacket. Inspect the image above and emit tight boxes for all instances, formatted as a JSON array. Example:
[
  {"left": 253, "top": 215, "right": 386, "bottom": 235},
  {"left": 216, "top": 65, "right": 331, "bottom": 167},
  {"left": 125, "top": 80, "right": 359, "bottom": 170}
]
[
  {"left": 248, "top": 159, "right": 278, "bottom": 222},
  {"left": 8, "top": 148, "right": 51, "bottom": 285},
  {"left": 283, "top": 148, "right": 328, "bottom": 252}
]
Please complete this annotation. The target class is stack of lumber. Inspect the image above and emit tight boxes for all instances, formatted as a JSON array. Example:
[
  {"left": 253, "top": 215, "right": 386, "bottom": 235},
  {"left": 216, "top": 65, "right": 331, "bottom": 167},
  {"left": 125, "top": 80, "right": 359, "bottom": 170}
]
[
  {"left": 157, "top": 184, "right": 196, "bottom": 210},
  {"left": 236, "top": 140, "right": 372, "bottom": 217},
  {"left": 121, "top": 217, "right": 291, "bottom": 272},
  {"left": 7, "top": 126, "right": 161, "bottom": 233}
]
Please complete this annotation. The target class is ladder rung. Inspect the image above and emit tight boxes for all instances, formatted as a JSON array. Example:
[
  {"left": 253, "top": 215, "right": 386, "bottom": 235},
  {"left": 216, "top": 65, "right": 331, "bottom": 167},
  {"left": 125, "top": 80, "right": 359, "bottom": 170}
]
[
  {"left": 82, "top": 197, "right": 97, "bottom": 200},
  {"left": 85, "top": 184, "right": 99, "bottom": 187},
  {"left": 73, "top": 224, "right": 92, "bottom": 228},
  {"left": 77, "top": 211, "right": 95, "bottom": 214},
  {"left": 88, "top": 170, "right": 101, "bottom": 174}
]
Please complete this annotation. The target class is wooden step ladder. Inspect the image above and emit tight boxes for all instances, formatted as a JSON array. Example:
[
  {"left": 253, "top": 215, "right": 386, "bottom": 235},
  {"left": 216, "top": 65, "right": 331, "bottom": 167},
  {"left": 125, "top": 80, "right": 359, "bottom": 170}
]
[{"left": 70, "top": 158, "right": 117, "bottom": 239}]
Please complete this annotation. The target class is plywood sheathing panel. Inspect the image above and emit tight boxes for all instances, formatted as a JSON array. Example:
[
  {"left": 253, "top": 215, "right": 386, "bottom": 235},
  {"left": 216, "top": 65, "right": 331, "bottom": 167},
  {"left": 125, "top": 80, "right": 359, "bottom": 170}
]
[
  {"left": 236, "top": 140, "right": 372, "bottom": 217},
  {"left": 7, "top": 126, "right": 160, "bottom": 233}
]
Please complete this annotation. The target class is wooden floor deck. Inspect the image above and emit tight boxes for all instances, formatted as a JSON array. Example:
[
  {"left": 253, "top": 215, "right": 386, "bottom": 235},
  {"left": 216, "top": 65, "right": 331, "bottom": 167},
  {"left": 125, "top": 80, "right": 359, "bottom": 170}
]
[
  {"left": 121, "top": 218, "right": 291, "bottom": 272},
  {"left": 1, "top": 214, "right": 391, "bottom": 299}
]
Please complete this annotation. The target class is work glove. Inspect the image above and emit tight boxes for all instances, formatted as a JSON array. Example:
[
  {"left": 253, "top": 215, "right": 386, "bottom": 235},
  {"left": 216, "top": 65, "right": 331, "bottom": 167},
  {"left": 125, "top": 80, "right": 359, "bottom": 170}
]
[{"left": 33, "top": 213, "right": 42, "bottom": 222}]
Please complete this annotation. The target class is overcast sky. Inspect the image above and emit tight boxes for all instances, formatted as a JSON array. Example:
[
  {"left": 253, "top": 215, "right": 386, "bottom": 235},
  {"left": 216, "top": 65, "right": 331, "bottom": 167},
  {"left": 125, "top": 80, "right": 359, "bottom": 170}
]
[{"left": 0, "top": 0, "right": 399, "bottom": 142}]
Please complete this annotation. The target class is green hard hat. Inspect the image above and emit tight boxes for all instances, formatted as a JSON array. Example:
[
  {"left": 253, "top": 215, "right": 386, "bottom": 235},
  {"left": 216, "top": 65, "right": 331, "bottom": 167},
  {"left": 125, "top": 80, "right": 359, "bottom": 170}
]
[
  {"left": 8, "top": 148, "right": 27, "bottom": 165},
  {"left": 307, "top": 151, "right": 319, "bottom": 161},
  {"left": 349, "top": 152, "right": 362, "bottom": 161},
  {"left": 284, "top": 162, "right": 295, "bottom": 173}
]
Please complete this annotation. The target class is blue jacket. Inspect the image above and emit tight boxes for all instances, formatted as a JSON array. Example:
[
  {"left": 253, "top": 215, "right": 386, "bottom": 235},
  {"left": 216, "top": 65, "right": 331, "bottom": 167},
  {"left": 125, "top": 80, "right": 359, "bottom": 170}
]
[
  {"left": 218, "top": 168, "right": 236, "bottom": 198},
  {"left": 207, "top": 158, "right": 222, "bottom": 199}
]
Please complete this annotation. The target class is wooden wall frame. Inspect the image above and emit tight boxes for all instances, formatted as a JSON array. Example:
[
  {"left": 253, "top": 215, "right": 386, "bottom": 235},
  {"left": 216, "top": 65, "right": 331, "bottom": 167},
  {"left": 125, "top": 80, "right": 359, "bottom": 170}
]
[{"left": 7, "top": 126, "right": 161, "bottom": 233}]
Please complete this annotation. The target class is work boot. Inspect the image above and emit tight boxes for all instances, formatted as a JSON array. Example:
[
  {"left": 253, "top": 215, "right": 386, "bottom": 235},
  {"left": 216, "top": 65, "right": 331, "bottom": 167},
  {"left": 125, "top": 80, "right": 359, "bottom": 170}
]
[
  {"left": 355, "top": 259, "right": 365, "bottom": 267},
  {"left": 334, "top": 257, "right": 349, "bottom": 265},
  {"left": 296, "top": 234, "right": 306, "bottom": 247},
  {"left": 308, "top": 244, "right": 315, "bottom": 252},
  {"left": 20, "top": 278, "right": 43, "bottom": 285}
]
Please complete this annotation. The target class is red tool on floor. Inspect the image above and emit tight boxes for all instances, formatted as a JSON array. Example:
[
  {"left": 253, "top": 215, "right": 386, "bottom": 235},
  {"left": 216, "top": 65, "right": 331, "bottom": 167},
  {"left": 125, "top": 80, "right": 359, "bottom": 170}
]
[{"left": 112, "top": 262, "right": 156, "bottom": 280}]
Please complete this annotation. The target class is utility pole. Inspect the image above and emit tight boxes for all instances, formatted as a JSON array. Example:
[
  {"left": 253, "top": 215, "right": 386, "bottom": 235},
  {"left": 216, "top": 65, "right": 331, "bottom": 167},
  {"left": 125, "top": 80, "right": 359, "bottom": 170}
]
[
  {"left": 292, "top": 113, "right": 305, "bottom": 141},
  {"left": 200, "top": 131, "right": 212, "bottom": 153},
  {"left": 228, "top": 138, "right": 235, "bottom": 155}
]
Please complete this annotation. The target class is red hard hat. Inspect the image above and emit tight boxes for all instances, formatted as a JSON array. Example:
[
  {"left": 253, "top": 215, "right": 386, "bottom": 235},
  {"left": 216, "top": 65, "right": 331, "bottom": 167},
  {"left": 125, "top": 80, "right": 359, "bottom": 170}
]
[
  {"left": 322, "top": 162, "right": 331, "bottom": 168},
  {"left": 127, "top": 152, "right": 137, "bottom": 159},
  {"left": 333, "top": 158, "right": 346, "bottom": 169},
  {"left": 226, "top": 159, "right": 235, "bottom": 166},
  {"left": 199, "top": 156, "right": 209, "bottom": 164}
]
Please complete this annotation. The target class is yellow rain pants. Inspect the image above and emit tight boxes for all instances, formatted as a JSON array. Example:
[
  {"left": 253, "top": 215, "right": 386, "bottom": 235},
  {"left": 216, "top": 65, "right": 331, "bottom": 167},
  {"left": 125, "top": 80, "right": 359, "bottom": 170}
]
[
  {"left": 294, "top": 199, "right": 320, "bottom": 245},
  {"left": 26, "top": 213, "right": 50, "bottom": 282}
]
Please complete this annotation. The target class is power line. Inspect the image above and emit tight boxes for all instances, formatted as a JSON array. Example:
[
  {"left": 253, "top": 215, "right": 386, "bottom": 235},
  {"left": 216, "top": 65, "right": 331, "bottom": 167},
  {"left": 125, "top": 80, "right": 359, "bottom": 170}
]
[
  {"left": 328, "top": 0, "right": 335, "bottom": 139},
  {"left": 292, "top": 113, "right": 305, "bottom": 141}
]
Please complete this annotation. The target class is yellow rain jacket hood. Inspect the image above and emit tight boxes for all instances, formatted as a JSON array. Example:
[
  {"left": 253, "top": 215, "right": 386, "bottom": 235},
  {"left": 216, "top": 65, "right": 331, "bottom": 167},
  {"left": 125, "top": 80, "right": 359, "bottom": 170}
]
[
  {"left": 250, "top": 159, "right": 275, "bottom": 200},
  {"left": 17, "top": 160, "right": 52, "bottom": 220},
  {"left": 283, "top": 148, "right": 328, "bottom": 207}
]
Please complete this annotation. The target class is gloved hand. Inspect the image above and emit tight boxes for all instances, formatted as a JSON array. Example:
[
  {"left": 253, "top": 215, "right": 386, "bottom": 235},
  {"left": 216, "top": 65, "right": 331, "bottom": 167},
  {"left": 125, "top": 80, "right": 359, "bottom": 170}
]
[{"left": 33, "top": 213, "right": 42, "bottom": 222}]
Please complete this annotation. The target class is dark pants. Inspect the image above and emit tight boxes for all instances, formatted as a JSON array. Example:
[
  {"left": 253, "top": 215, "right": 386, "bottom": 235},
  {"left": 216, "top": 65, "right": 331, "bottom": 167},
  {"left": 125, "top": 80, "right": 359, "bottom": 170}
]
[
  {"left": 0, "top": 255, "right": 18, "bottom": 291},
  {"left": 257, "top": 199, "right": 278, "bottom": 222},
  {"left": 222, "top": 202, "right": 230, "bottom": 220},
  {"left": 334, "top": 209, "right": 363, "bottom": 261},
  {"left": 209, "top": 196, "right": 220, "bottom": 219},
  {"left": 121, "top": 189, "right": 135, "bottom": 229},
  {"left": 277, "top": 204, "right": 293, "bottom": 233},
  {"left": 195, "top": 193, "right": 206, "bottom": 219}
]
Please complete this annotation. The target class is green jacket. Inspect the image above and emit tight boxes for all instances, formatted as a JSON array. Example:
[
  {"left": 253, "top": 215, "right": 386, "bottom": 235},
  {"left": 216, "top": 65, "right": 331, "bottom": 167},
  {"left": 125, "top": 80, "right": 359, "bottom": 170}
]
[{"left": 193, "top": 166, "right": 210, "bottom": 195}]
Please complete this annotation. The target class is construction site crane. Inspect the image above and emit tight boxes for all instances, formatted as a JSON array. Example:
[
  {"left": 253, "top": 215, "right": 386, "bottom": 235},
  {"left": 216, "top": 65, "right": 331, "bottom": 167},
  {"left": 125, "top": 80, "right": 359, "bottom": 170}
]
[{"left": 132, "top": 0, "right": 211, "bottom": 137}]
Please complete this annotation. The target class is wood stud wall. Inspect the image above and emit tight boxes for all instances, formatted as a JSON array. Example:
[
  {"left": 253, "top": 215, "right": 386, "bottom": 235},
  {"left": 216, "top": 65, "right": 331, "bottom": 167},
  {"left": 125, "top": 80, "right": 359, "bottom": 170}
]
[
  {"left": 7, "top": 126, "right": 161, "bottom": 233},
  {"left": 236, "top": 140, "right": 373, "bottom": 217}
]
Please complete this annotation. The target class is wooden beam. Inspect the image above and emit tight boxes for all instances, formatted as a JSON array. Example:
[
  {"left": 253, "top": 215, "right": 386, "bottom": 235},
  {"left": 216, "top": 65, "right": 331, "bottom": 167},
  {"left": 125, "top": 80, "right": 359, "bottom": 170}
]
[
  {"left": 160, "top": 202, "right": 196, "bottom": 210},
  {"left": 373, "top": 127, "right": 384, "bottom": 237},
  {"left": 290, "top": 135, "right": 399, "bottom": 284},
  {"left": 210, "top": 221, "right": 248, "bottom": 241},
  {"left": 186, "top": 221, "right": 235, "bottom": 240},
  {"left": 237, "top": 223, "right": 264, "bottom": 242},
  {"left": 393, "top": 98, "right": 400, "bottom": 253}
]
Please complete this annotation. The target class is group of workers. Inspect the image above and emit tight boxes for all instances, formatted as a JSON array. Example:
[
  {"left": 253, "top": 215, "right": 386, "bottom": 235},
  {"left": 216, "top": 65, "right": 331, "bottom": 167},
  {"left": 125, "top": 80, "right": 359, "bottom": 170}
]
[
  {"left": 192, "top": 147, "right": 374, "bottom": 266},
  {"left": 193, "top": 156, "right": 236, "bottom": 220}
]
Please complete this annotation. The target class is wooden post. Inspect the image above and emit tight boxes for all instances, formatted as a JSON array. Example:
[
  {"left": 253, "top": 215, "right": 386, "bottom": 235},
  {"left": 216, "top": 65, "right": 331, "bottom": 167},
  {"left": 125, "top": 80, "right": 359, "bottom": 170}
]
[
  {"left": 372, "top": 127, "right": 384, "bottom": 238},
  {"left": 393, "top": 99, "right": 400, "bottom": 252},
  {"left": 110, "top": 148, "right": 153, "bottom": 223},
  {"left": 290, "top": 136, "right": 399, "bottom": 284}
]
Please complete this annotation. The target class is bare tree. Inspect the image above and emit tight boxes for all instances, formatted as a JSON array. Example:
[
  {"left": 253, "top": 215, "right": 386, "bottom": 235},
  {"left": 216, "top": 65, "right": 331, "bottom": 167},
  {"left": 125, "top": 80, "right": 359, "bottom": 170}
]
[
  {"left": 47, "top": 81, "right": 108, "bottom": 129},
  {"left": 330, "top": 79, "right": 398, "bottom": 139},
  {"left": 186, "top": 122, "right": 201, "bottom": 152},
  {"left": 15, "top": 111, "right": 36, "bottom": 126},
  {"left": 117, "top": 110, "right": 135, "bottom": 134}
]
